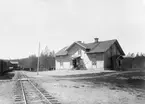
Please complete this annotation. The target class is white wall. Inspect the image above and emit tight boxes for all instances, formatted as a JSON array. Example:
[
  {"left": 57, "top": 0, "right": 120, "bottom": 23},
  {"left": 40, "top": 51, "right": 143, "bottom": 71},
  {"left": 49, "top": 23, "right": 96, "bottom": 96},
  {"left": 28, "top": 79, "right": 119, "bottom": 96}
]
[
  {"left": 55, "top": 60, "right": 61, "bottom": 70},
  {"left": 96, "top": 61, "right": 104, "bottom": 68},
  {"left": 56, "top": 49, "right": 105, "bottom": 70},
  {"left": 56, "top": 43, "right": 104, "bottom": 70},
  {"left": 81, "top": 50, "right": 92, "bottom": 69},
  {"left": 71, "top": 49, "right": 92, "bottom": 69},
  {"left": 63, "top": 62, "right": 71, "bottom": 69},
  {"left": 56, "top": 60, "right": 72, "bottom": 70}
]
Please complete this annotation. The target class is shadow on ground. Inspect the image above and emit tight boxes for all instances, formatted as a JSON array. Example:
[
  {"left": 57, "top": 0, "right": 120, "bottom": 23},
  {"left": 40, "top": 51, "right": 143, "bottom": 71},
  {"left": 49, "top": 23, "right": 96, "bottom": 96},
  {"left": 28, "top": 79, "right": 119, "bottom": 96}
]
[
  {"left": 52, "top": 72, "right": 116, "bottom": 78},
  {"left": 0, "top": 71, "right": 15, "bottom": 80},
  {"left": 76, "top": 71, "right": 145, "bottom": 90}
]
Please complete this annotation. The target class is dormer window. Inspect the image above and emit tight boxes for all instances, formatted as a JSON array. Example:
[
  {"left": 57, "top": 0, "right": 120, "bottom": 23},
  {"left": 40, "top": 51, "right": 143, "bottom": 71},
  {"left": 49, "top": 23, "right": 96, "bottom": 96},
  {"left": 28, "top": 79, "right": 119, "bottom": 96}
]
[{"left": 86, "top": 49, "right": 90, "bottom": 52}]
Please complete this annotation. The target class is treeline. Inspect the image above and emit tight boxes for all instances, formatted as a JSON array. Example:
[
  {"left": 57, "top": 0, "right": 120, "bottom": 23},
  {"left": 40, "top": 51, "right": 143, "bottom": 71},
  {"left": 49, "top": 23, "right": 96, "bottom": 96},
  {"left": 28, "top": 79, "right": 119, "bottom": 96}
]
[
  {"left": 121, "top": 52, "right": 145, "bottom": 70},
  {"left": 18, "top": 46, "right": 55, "bottom": 71}
]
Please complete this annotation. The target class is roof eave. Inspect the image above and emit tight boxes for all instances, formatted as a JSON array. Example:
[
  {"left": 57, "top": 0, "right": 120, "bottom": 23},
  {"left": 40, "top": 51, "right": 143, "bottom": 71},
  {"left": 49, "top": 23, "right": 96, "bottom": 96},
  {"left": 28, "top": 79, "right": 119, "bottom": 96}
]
[
  {"left": 55, "top": 54, "right": 68, "bottom": 57},
  {"left": 103, "top": 40, "right": 125, "bottom": 56},
  {"left": 86, "top": 51, "right": 105, "bottom": 54},
  {"left": 115, "top": 40, "right": 125, "bottom": 55},
  {"left": 66, "top": 42, "right": 87, "bottom": 51},
  {"left": 75, "top": 41, "right": 87, "bottom": 49}
]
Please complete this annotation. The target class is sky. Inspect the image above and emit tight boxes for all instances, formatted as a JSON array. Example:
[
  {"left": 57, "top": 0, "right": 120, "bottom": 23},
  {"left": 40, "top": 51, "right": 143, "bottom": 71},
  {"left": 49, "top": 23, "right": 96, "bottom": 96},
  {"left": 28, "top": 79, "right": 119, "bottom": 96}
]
[{"left": 0, "top": 0, "right": 145, "bottom": 59}]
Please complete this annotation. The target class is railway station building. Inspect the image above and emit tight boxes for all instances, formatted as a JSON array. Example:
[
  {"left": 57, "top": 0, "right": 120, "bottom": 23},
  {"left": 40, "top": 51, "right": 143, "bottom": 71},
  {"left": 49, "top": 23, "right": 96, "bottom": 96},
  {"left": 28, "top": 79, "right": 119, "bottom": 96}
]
[{"left": 55, "top": 38, "right": 125, "bottom": 70}]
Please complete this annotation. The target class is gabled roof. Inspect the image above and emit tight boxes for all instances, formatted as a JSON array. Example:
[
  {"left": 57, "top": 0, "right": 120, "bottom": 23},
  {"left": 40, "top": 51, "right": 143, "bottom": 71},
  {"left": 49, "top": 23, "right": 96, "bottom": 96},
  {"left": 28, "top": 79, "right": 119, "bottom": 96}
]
[
  {"left": 77, "top": 41, "right": 99, "bottom": 49},
  {"left": 55, "top": 41, "right": 87, "bottom": 56},
  {"left": 55, "top": 46, "right": 68, "bottom": 56},
  {"left": 56, "top": 39, "right": 125, "bottom": 56},
  {"left": 87, "top": 39, "right": 116, "bottom": 53},
  {"left": 10, "top": 61, "right": 19, "bottom": 64}
]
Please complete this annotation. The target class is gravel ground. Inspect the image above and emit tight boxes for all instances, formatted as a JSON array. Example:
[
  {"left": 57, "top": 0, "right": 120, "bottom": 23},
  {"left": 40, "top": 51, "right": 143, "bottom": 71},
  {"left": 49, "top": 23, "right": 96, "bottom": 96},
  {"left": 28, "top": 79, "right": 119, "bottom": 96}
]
[
  {"left": 0, "top": 82, "right": 14, "bottom": 104},
  {"left": 25, "top": 70, "right": 145, "bottom": 104},
  {"left": 0, "top": 72, "right": 15, "bottom": 104}
]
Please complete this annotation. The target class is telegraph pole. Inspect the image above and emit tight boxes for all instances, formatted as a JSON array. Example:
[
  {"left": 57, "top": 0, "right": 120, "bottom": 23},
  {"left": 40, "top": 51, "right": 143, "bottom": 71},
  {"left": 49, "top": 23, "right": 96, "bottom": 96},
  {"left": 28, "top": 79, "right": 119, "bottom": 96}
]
[{"left": 37, "top": 42, "right": 40, "bottom": 75}]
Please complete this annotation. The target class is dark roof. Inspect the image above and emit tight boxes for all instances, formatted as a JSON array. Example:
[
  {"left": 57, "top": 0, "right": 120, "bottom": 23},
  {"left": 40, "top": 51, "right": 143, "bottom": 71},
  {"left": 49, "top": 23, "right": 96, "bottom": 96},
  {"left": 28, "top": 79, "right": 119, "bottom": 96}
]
[
  {"left": 56, "top": 39, "right": 125, "bottom": 56},
  {"left": 55, "top": 46, "right": 68, "bottom": 56},
  {"left": 77, "top": 41, "right": 99, "bottom": 49},
  {"left": 10, "top": 61, "right": 19, "bottom": 64},
  {"left": 87, "top": 39, "right": 116, "bottom": 53}
]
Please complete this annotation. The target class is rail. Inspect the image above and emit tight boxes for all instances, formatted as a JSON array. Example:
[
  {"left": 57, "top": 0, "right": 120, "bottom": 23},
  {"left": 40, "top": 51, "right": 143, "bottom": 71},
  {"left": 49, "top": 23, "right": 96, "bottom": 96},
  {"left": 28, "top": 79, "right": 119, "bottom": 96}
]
[{"left": 14, "top": 71, "right": 60, "bottom": 104}]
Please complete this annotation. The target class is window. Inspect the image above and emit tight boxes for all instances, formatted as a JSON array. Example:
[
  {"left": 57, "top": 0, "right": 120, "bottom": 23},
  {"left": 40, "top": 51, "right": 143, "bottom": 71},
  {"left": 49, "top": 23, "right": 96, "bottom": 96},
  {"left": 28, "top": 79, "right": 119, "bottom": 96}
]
[
  {"left": 60, "top": 62, "right": 63, "bottom": 66},
  {"left": 92, "top": 61, "right": 96, "bottom": 65},
  {"left": 78, "top": 49, "right": 82, "bottom": 56}
]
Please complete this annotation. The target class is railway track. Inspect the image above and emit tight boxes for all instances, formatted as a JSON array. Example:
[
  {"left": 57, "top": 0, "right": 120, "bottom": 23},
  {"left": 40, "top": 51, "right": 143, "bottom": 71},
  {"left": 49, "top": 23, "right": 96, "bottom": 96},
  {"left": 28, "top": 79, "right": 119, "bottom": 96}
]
[{"left": 14, "top": 71, "right": 61, "bottom": 104}]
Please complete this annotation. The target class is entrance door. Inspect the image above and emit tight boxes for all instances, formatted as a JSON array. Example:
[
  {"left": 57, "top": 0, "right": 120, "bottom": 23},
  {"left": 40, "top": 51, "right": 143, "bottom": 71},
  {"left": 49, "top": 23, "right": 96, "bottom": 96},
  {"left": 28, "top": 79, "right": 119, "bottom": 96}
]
[
  {"left": 72, "top": 57, "right": 81, "bottom": 70},
  {"left": 72, "top": 59, "right": 77, "bottom": 68},
  {"left": 96, "top": 61, "right": 104, "bottom": 68}
]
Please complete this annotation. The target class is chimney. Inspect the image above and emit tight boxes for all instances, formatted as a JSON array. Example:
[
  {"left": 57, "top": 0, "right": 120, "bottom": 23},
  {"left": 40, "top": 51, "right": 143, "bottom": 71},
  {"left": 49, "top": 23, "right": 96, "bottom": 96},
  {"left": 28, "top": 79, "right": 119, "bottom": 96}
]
[
  {"left": 94, "top": 38, "right": 99, "bottom": 42},
  {"left": 77, "top": 41, "right": 82, "bottom": 43}
]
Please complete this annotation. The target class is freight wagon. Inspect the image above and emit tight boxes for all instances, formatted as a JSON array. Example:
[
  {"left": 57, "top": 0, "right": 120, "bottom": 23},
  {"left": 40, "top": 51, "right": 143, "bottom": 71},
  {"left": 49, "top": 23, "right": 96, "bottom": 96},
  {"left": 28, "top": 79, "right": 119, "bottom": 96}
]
[{"left": 0, "top": 60, "right": 11, "bottom": 75}]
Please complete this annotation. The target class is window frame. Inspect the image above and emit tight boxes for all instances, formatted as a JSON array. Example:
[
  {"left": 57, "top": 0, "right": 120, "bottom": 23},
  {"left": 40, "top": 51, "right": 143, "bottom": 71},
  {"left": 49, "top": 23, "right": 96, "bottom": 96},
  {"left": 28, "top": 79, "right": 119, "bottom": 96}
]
[
  {"left": 60, "top": 61, "right": 63, "bottom": 66},
  {"left": 78, "top": 49, "right": 82, "bottom": 56},
  {"left": 92, "top": 61, "right": 96, "bottom": 65}
]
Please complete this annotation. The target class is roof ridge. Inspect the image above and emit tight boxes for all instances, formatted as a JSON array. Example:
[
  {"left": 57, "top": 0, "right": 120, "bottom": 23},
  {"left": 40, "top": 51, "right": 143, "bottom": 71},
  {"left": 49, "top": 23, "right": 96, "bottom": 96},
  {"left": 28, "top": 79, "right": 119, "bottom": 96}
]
[
  {"left": 56, "top": 39, "right": 124, "bottom": 56},
  {"left": 82, "top": 39, "right": 117, "bottom": 44},
  {"left": 98, "top": 39, "right": 117, "bottom": 43},
  {"left": 74, "top": 41, "right": 87, "bottom": 49},
  {"left": 90, "top": 42, "right": 100, "bottom": 50},
  {"left": 87, "top": 39, "right": 118, "bottom": 53}
]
